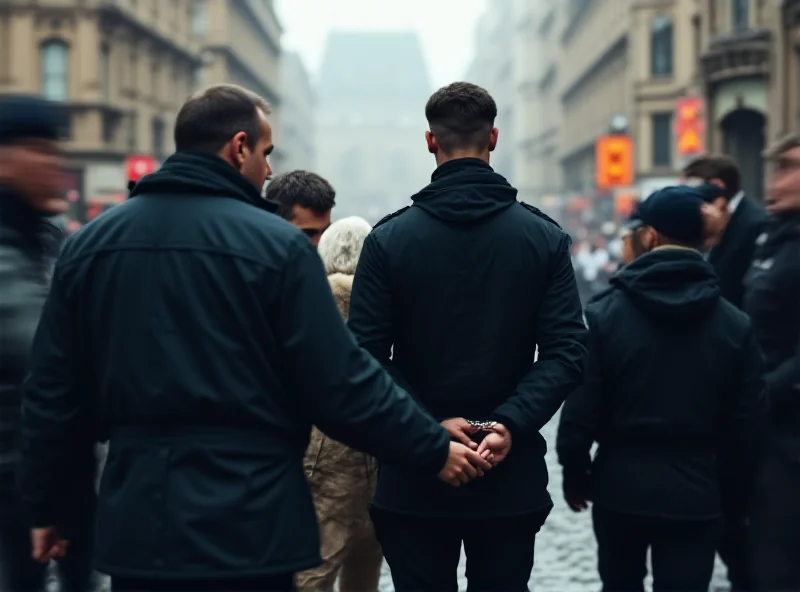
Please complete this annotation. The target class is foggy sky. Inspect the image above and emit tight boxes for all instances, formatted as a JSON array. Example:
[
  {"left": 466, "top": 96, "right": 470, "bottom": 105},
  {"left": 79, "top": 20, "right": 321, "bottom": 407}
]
[{"left": 275, "top": 0, "right": 485, "bottom": 88}]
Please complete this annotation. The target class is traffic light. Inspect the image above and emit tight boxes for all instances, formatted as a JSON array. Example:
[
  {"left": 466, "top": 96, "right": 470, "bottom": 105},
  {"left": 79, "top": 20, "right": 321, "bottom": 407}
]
[
  {"left": 675, "top": 97, "right": 705, "bottom": 156},
  {"left": 596, "top": 134, "right": 633, "bottom": 189}
]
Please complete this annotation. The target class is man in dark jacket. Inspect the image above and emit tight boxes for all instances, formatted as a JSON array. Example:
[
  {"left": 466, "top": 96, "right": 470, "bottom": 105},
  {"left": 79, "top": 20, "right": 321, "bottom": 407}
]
[
  {"left": 18, "top": 84, "right": 489, "bottom": 592},
  {"left": 681, "top": 155, "right": 766, "bottom": 590},
  {"left": 745, "top": 134, "right": 800, "bottom": 591},
  {"left": 0, "top": 95, "right": 96, "bottom": 592},
  {"left": 347, "top": 82, "right": 587, "bottom": 591},
  {"left": 682, "top": 155, "right": 766, "bottom": 310},
  {"left": 557, "top": 186, "right": 768, "bottom": 592}
]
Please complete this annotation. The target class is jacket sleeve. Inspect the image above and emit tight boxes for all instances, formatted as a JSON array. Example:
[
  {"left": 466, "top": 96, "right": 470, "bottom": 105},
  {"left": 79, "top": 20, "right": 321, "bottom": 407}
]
[
  {"left": 763, "top": 259, "right": 800, "bottom": 406},
  {"left": 19, "top": 256, "right": 91, "bottom": 528},
  {"left": 721, "top": 323, "right": 769, "bottom": 513},
  {"left": 556, "top": 308, "right": 603, "bottom": 473},
  {"left": 275, "top": 235, "right": 449, "bottom": 475},
  {"left": 0, "top": 244, "right": 46, "bottom": 379},
  {"left": 346, "top": 233, "right": 422, "bottom": 404},
  {"left": 490, "top": 233, "right": 588, "bottom": 438}
]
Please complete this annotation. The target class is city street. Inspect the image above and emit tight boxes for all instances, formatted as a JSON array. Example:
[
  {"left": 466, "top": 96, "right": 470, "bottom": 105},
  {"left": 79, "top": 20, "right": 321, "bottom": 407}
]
[{"left": 378, "top": 411, "right": 730, "bottom": 592}]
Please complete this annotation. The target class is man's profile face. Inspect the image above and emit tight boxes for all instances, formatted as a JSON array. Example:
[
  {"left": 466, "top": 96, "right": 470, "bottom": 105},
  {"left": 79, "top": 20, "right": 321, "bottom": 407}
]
[
  {"left": 0, "top": 138, "right": 67, "bottom": 214},
  {"left": 237, "top": 109, "right": 274, "bottom": 190},
  {"left": 767, "top": 146, "right": 800, "bottom": 214},
  {"left": 289, "top": 205, "right": 331, "bottom": 248}
]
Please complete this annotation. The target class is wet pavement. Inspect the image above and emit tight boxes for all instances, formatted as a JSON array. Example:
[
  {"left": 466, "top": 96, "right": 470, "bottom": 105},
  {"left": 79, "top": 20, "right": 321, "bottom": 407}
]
[{"left": 378, "top": 411, "right": 730, "bottom": 591}]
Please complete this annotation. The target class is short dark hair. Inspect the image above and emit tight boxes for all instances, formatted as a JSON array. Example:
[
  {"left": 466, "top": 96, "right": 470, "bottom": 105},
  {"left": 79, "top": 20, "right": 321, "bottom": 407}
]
[
  {"left": 265, "top": 171, "right": 336, "bottom": 220},
  {"left": 682, "top": 155, "right": 741, "bottom": 201},
  {"left": 174, "top": 84, "right": 271, "bottom": 153},
  {"left": 425, "top": 82, "right": 497, "bottom": 153}
]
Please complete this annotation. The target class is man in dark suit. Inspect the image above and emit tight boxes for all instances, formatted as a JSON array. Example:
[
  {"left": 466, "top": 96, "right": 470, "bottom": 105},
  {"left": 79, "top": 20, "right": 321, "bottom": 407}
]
[
  {"left": 682, "top": 155, "right": 766, "bottom": 310},
  {"left": 681, "top": 155, "right": 767, "bottom": 591}
]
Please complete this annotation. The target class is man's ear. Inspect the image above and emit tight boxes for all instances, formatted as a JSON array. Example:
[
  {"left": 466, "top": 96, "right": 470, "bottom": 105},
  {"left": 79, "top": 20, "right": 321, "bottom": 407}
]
[
  {"left": 488, "top": 128, "right": 499, "bottom": 152},
  {"left": 425, "top": 130, "right": 437, "bottom": 155}
]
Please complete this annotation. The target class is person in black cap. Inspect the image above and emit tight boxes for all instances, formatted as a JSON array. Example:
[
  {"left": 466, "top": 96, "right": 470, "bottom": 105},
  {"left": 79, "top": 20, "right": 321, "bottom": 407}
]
[
  {"left": 0, "top": 95, "right": 96, "bottom": 591},
  {"left": 557, "top": 186, "right": 768, "bottom": 591}
]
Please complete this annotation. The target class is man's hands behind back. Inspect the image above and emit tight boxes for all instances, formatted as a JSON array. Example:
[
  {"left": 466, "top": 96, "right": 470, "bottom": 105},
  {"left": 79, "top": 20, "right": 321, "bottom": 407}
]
[{"left": 438, "top": 441, "right": 493, "bottom": 487}]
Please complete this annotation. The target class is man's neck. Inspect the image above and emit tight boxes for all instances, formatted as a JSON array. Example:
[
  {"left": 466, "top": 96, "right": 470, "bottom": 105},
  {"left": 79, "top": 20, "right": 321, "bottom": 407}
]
[{"left": 434, "top": 152, "right": 490, "bottom": 168}]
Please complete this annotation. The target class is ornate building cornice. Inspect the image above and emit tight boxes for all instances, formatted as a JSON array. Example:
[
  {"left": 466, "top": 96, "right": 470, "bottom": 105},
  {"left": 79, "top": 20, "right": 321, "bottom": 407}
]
[{"left": 701, "top": 29, "right": 771, "bottom": 85}]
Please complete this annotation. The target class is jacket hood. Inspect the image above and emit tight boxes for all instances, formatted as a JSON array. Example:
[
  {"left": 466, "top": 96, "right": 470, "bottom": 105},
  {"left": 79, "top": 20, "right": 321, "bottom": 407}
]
[
  {"left": 411, "top": 158, "right": 518, "bottom": 223},
  {"left": 609, "top": 248, "right": 720, "bottom": 322},
  {"left": 328, "top": 273, "right": 354, "bottom": 321},
  {"left": 130, "top": 151, "right": 277, "bottom": 213}
]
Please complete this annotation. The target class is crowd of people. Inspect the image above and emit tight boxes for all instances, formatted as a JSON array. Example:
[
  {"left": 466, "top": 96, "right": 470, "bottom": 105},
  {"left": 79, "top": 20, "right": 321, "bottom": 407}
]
[{"left": 0, "top": 81, "right": 797, "bottom": 592}]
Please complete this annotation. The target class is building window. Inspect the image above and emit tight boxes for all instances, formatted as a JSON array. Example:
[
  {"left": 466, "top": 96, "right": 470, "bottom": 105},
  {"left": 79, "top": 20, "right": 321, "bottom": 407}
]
[
  {"left": 41, "top": 40, "right": 69, "bottom": 101},
  {"left": 652, "top": 112, "right": 673, "bottom": 168},
  {"left": 650, "top": 16, "right": 673, "bottom": 77},
  {"left": 100, "top": 44, "right": 110, "bottom": 101},
  {"left": 192, "top": 0, "right": 208, "bottom": 36},
  {"left": 732, "top": 0, "right": 749, "bottom": 32}
]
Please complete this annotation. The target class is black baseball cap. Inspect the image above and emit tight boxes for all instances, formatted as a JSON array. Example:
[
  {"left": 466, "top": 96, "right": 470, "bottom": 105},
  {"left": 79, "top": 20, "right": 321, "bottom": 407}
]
[
  {"left": 636, "top": 186, "right": 706, "bottom": 243},
  {"left": 0, "top": 95, "right": 66, "bottom": 145}
]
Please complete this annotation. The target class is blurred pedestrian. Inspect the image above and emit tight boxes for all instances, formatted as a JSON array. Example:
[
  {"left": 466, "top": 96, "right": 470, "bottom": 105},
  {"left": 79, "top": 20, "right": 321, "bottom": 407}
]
[
  {"left": 557, "top": 186, "right": 767, "bottom": 592},
  {"left": 295, "top": 216, "right": 384, "bottom": 592},
  {"left": 745, "top": 134, "right": 800, "bottom": 591},
  {"left": 348, "top": 82, "right": 587, "bottom": 592},
  {"left": 17, "top": 84, "right": 488, "bottom": 592},
  {"left": 265, "top": 171, "right": 335, "bottom": 248},
  {"left": 0, "top": 95, "right": 97, "bottom": 592}
]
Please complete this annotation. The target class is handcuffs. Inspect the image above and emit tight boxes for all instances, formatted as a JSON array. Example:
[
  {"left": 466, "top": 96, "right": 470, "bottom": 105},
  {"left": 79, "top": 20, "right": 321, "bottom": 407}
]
[{"left": 466, "top": 420, "right": 497, "bottom": 433}]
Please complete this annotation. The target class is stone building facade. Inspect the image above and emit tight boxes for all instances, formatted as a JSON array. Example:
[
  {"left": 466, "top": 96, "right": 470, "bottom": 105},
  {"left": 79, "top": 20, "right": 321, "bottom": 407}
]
[{"left": 0, "top": 0, "right": 201, "bottom": 217}]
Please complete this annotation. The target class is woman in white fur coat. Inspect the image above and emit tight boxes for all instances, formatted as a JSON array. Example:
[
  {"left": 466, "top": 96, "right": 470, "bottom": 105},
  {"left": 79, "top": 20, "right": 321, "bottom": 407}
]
[{"left": 296, "top": 216, "right": 383, "bottom": 592}]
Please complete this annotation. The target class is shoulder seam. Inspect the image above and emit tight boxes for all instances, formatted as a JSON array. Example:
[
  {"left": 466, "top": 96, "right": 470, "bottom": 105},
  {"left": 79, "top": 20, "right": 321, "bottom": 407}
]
[
  {"left": 373, "top": 205, "right": 411, "bottom": 229},
  {"left": 518, "top": 202, "right": 562, "bottom": 229}
]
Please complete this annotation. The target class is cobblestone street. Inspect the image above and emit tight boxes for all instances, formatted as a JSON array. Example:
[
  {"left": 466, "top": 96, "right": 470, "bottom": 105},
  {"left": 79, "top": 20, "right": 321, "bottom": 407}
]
[{"left": 378, "top": 412, "right": 730, "bottom": 592}]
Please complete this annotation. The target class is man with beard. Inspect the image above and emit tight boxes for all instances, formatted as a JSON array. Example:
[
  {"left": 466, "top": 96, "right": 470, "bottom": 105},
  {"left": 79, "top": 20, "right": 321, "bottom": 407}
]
[
  {"left": 0, "top": 95, "right": 96, "bottom": 592},
  {"left": 557, "top": 186, "right": 767, "bottom": 592},
  {"left": 17, "top": 84, "right": 489, "bottom": 592},
  {"left": 745, "top": 134, "right": 800, "bottom": 590},
  {"left": 348, "top": 82, "right": 587, "bottom": 591}
]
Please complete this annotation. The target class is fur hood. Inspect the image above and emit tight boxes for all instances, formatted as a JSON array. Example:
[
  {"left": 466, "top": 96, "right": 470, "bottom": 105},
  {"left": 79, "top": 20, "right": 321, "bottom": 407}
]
[
  {"left": 318, "top": 216, "right": 371, "bottom": 320},
  {"left": 317, "top": 216, "right": 372, "bottom": 276},
  {"left": 328, "top": 273, "right": 354, "bottom": 320}
]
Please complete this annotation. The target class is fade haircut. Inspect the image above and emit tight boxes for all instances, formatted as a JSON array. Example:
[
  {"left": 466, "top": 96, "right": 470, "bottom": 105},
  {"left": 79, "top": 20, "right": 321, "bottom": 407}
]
[
  {"left": 265, "top": 171, "right": 336, "bottom": 220},
  {"left": 174, "top": 84, "right": 271, "bottom": 153},
  {"left": 425, "top": 82, "right": 497, "bottom": 154},
  {"left": 682, "top": 155, "right": 741, "bottom": 201}
]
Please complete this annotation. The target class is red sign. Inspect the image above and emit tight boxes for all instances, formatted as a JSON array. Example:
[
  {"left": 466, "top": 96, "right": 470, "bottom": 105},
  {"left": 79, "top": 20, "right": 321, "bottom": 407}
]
[
  {"left": 126, "top": 155, "right": 158, "bottom": 182},
  {"left": 674, "top": 97, "right": 705, "bottom": 156},
  {"left": 596, "top": 135, "right": 634, "bottom": 189}
]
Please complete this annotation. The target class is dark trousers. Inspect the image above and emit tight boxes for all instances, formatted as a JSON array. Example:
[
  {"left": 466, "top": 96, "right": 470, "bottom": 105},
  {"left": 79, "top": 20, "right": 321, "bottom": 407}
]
[
  {"left": 370, "top": 505, "right": 550, "bottom": 592},
  {"left": 592, "top": 505, "right": 720, "bottom": 592},
  {"left": 112, "top": 574, "right": 295, "bottom": 592},
  {"left": 0, "top": 488, "right": 95, "bottom": 592},
  {"left": 717, "top": 509, "right": 752, "bottom": 591},
  {"left": 749, "top": 454, "right": 800, "bottom": 591}
]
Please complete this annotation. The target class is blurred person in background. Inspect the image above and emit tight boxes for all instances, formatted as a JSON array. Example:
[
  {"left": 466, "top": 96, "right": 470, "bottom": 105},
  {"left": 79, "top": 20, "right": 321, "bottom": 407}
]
[
  {"left": 744, "top": 134, "right": 800, "bottom": 591},
  {"left": 0, "top": 95, "right": 97, "bottom": 592},
  {"left": 295, "top": 216, "right": 384, "bottom": 592},
  {"left": 348, "top": 82, "right": 587, "bottom": 592},
  {"left": 557, "top": 187, "right": 767, "bottom": 592},
  {"left": 265, "top": 170, "right": 335, "bottom": 248},
  {"left": 17, "top": 84, "right": 487, "bottom": 592},
  {"left": 682, "top": 156, "right": 766, "bottom": 310},
  {"left": 682, "top": 157, "right": 766, "bottom": 592}
]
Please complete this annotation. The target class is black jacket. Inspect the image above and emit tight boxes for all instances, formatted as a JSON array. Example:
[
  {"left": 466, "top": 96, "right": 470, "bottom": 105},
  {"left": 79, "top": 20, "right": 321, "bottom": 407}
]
[
  {"left": 557, "top": 248, "right": 768, "bottom": 519},
  {"left": 708, "top": 195, "right": 766, "bottom": 309},
  {"left": 744, "top": 213, "right": 800, "bottom": 461},
  {"left": 348, "top": 158, "right": 587, "bottom": 517},
  {"left": 18, "top": 151, "right": 450, "bottom": 579},
  {"left": 0, "top": 191, "right": 62, "bottom": 486}
]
